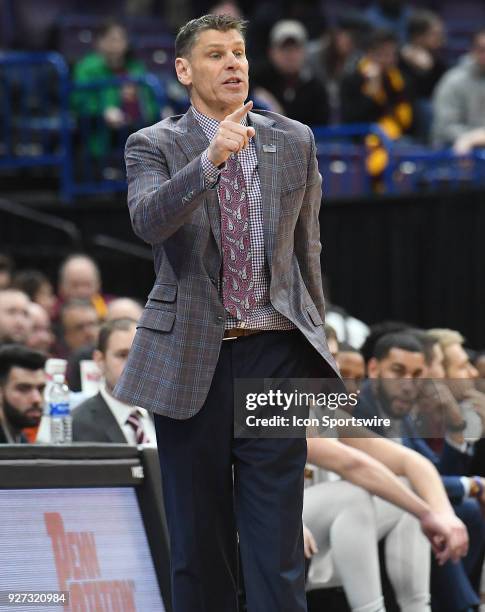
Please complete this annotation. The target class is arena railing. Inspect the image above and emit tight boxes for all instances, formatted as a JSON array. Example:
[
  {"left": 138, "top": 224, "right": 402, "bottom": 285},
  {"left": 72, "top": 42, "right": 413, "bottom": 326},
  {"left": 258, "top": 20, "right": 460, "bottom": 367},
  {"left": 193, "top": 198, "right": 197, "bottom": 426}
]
[
  {"left": 0, "top": 51, "right": 72, "bottom": 199},
  {"left": 0, "top": 51, "right": 166, "bottom": 202},
  {"left": 312, "top": 124, "right": 484, "bottom": 199},
  {"left": 0, "top": 197, "right": 82, "bottom": 250},
  {"left": 312, "top": 123, "right": 395, "bottom": 198}
]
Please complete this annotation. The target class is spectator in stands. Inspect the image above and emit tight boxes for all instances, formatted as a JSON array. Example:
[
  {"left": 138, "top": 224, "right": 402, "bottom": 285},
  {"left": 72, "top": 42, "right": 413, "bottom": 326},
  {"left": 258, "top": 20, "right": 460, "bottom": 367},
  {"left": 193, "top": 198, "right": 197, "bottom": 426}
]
[
  {"left": 245, "top": 0, "right": 327, "bottom": 60},
  {"left": 57, "top": 299, "right": 99, "bottom": 359},
  {"left": 72, "top": 318, "right": 155, "bottom": 445},
  {"left": 428, "top": 328, "right": 479, "bottom": 381},
  {"left": 432, "top": 28, "right": 485, "bottom": 153},
  {"left": 106, "top": 297, "right": 143, "bottom": 322},
  {"left": 57, "top": 254, "right": 111, "bottom": 320},
  {"left": 26, "top": 303, "right": 55, "bottom": 356},
  {"left": 399, "top": 10, "right": 447, "bottom": 141},
  {"left": 307, "top": 13, "right": 367, "bottom": 122},
  {"left": 251, "top": 20, "right": 330, "bottom": 126},
  {"left": 0, "top": 345, "right": 46, "bottom": 443},
  {"left": 0, "top": 289, "right": 31, "bottom": 345},
  {"left": 364, "top": 0, "right": 412, "bottom": 44},
  {"left": 72, "top": 19, "right": 159, "bottom": 158},
  {"left": 423, "top": 330, "right": 446, "bottom": 378},
  {"left": 0, "top": 255, "right": 14, "bottom": 290},
  {"left": 324, "top": 324, "right": 338, "bottom": 360},
  {"left": 336, "top": 342, "right": 365, "bottom": 394},
  {"left": 67, "top": 296, "right": 143, "bottom": 391},
  {"left": 12, "top": 269, "right": 56, "bottom": 318},
  {"left": 354, "top": 332, "right": 484, "bottom": 612},
  {"left": 341, "top": 28, "right": 414, "bottom": 178},
  {"left": 474, "top": 351, "right": 485, "bottom": 394}
]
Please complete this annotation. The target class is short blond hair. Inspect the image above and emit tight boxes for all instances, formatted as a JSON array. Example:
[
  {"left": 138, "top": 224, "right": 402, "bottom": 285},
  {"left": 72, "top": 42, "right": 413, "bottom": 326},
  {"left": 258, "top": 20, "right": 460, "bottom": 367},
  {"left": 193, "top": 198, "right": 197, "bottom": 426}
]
[{"left": 427, "top": 328, "right": 465, "bottom": 350}]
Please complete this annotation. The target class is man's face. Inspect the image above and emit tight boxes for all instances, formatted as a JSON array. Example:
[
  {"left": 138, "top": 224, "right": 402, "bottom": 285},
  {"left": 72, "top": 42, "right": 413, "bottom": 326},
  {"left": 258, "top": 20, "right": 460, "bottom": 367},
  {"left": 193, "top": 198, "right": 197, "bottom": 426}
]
[
  {"left": 475, "top": 355, "right": 485, "bottom": 393},
  {"left": 444, "top": 343, "right": 478, "bottom": 379},
  {"left": 473, "top": 34, "right": 485, "bottom": 72},
  {"left": 0, "top": 271, "right": 11, "bottom": 290},
  {"left": 0, "top": 290, "right": 31, "bottom": 344},
  {"left": 175, "top": 28, "right": 249, "bottom": 120},
  {"left": 60, "top": 260, "right": 100, "bottom": 301},
  {"left": 420, "top": 20, "right": 445, "bottom": 52},
  {"left": 427, "top": 343, "right": 445, "bottom": 379},
  {"left": 35, "top": 281, "right": 56, "bottom": 318},
  {"left": 327, "top": 337, "right": 338, "bottom": 360},
  {"left": 26, "top": 304, "right": 55, "bottom": 354},
  {"left": 338, "top": 351, "right": 365, "bottom": 379},
  {"left": 1, "top": 367, "right": 46, "bottom": 430},
  {"left": 370, "top": 41, "right": 398, "bottom": 71},
  {"left": 270, "top": 41, "right": 305, "bottom": 76},
  {"left": 62, "top": 307, "right": 99, "bottom": 351},
  {"left": 94, "top": 327, "right": 136, "bottom": 393},
  {"left": 369, "top": 348, "right": 425, "bottom": 418},
  {"left": 98, "top": 26, "right": 129, "bottom": 66},
  {"left": 441, "top": 342, "right": 478, "bottom": 400}
]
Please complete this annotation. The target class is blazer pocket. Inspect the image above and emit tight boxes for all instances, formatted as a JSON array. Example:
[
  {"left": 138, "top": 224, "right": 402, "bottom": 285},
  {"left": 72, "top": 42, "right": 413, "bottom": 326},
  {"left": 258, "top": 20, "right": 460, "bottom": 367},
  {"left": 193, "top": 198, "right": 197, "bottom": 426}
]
[
  {"left": 137, "top": 308, "right": 175, "bottom": 332},
  {"left": 306, "top": 304, "right": 323, "bottom": 326},
  {"left": 146, "top": 283, "right": 177, "bottom": 308},
  {"left": 280, "top": 182, "right": 306, "bottom": 198}
]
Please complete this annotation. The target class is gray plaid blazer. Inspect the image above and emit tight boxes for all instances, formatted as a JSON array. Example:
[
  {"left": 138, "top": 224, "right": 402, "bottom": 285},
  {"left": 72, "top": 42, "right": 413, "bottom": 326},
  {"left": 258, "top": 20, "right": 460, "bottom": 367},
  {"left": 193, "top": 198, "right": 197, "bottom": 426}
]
[{"left": 113, "top": 108, "right": 339, "bottom": 419}]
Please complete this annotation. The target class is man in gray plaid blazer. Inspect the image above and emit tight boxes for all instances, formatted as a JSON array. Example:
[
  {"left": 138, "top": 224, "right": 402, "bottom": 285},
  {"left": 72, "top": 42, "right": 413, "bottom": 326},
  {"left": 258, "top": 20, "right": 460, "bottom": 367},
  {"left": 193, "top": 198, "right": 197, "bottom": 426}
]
[{"left": 114, "top": 13, "right": 339, "bottom": 612}]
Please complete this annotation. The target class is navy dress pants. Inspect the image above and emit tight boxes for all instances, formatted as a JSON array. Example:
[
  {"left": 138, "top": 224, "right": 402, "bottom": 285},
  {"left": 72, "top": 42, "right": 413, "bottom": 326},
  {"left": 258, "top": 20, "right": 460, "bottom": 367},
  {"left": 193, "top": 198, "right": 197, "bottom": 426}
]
[{"left": 155, "top": 329, "right": 335, "bottom": 612}]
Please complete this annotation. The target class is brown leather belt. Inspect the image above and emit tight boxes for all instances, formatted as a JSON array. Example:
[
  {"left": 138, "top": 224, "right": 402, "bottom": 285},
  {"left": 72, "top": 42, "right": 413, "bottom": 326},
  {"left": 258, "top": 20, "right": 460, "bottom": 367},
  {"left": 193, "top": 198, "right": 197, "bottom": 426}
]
[{"left": 223, "top": 328, "right": 264, "bottom": 340}]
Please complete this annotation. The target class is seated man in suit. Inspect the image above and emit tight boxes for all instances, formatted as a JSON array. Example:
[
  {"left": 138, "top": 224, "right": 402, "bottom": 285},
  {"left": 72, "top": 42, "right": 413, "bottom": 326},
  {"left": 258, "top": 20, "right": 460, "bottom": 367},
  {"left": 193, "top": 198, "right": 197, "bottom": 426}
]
[
  {"left": 354, "top": 331, "right": 485, "bottom": 612},
  {"left": 72, "top": 318, "right": 155, "bottom": 446},
  {"left": 0, "top": 344, "right": 46, "bottom": 443}
]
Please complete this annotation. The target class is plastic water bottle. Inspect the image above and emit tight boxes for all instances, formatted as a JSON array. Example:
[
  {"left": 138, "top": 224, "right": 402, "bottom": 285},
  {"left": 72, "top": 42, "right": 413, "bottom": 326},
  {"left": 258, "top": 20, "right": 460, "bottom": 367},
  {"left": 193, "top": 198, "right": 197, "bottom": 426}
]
[{"left": 48, "top": 373, "right": 72, "bottom": 444}]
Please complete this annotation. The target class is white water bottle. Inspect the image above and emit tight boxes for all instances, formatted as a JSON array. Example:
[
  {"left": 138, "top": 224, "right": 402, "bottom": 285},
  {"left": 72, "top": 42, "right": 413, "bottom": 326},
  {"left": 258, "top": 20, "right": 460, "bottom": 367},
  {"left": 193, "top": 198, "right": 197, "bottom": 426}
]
[{"left": 48, "top": 373, "right": 72, "bottom": 444}]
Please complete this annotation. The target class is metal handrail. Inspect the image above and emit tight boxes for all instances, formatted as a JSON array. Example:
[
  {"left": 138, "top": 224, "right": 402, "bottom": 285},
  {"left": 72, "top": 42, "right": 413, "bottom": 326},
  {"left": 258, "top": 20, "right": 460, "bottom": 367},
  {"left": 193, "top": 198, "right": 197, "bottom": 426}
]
[
  {"left": 0, "top": 198, "right": 82, "bottom": 247},
  {"left": 91, "top": 234, "right": 152, "bottom": 261}
]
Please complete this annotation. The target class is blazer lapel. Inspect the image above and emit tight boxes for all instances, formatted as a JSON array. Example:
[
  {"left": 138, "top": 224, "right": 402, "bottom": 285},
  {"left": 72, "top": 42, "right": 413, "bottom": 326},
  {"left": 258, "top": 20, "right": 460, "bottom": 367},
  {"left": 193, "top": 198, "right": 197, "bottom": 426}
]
[
  {"left": 249, "top": 112, "right": 283, "bottom": 269},
  {"left": 90, "top": 396, "right": 126, "bottom": 443},
  {"left": 175, "top": 110, "right": 222, "bottom": 255}
]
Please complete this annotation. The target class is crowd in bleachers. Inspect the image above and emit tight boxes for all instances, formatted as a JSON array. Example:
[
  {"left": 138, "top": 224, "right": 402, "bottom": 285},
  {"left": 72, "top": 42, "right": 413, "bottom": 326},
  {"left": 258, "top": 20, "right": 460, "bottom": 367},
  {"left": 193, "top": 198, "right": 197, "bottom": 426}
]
[
  {"left": 2, "top": 249, "right": 485, "bottom": 610},
  {"left": 1, "top": 0, "right": 485, "bottom": 198}
]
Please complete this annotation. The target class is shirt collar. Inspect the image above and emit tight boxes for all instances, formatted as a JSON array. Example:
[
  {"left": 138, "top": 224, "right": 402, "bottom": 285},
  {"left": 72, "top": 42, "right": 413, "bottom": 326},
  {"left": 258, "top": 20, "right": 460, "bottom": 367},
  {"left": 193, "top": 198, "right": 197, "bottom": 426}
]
[
  {"left": 99, "top": 383, "right": 148, "bottom": 430},
  {"left": 191, "top": 105, "right": 248, "bottom": 142}
]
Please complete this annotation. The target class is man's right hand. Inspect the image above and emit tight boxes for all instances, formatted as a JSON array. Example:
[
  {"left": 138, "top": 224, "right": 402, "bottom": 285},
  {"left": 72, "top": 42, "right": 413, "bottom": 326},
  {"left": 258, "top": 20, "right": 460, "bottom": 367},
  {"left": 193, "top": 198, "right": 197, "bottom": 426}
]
[
  {"left": 207, "top": 101, "right": 256, "bottom": 167},
  {"left": 420, "top": 510, "right": 468, "bottom": 565}
]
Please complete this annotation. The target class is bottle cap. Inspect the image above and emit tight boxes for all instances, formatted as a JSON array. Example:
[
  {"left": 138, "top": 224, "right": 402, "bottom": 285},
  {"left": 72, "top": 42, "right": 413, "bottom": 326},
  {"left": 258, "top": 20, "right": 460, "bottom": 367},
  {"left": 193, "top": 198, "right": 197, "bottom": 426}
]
[{"left": 45, "top": 359, "right": 67, "bottom": 377}]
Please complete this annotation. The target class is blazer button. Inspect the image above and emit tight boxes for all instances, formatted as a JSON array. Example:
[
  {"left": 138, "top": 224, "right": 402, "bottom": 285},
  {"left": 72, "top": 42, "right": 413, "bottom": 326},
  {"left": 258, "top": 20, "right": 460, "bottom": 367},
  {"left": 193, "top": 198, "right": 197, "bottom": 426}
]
[{"left": 216, "top": 315, "right": 224, "bottom": 322}]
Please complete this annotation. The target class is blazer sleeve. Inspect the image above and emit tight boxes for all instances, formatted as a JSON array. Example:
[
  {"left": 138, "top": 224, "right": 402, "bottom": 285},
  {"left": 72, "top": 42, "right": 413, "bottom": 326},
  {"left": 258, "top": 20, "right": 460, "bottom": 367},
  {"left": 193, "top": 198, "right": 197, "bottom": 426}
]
[
  {"left": 293, "top": 126, "right": 326, "bottom": 321},
  {"left": 125, "top": 130, "right": 210, "bottom": 245}
]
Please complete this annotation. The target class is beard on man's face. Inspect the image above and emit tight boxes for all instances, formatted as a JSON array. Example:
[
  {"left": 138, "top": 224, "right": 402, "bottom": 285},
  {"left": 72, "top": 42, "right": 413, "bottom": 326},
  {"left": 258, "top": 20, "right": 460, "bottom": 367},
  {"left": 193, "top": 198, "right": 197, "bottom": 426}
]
[
  {"left": 1, "top": 393, "right": 42, "bottom": 430},
  {"left": 376, "top": 379, "right": 416, "bottom": 419}
]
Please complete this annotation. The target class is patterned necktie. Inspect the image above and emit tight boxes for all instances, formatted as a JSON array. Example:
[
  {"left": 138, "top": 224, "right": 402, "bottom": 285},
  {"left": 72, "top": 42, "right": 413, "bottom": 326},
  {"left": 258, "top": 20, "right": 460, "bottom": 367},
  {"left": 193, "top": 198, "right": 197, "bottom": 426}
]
[
  {"left": 218, "top": 153, "right": 256, "bottom": 320},
  {"left": 125, "top": 409, "right": 149, "bottom": 445}
]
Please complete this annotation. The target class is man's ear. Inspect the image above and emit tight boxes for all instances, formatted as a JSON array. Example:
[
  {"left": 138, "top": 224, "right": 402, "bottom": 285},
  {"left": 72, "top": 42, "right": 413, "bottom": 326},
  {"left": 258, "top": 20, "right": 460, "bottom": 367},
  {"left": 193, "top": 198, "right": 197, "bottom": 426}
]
[
  {"left": 367, "top": 357, "right": 380, "bottom": 379},
  {"left": 175, "top": 57, "right": 192, "bottom": 87},
  {"left": 92, "top": 350, "right": 105, "bottom": 374}
]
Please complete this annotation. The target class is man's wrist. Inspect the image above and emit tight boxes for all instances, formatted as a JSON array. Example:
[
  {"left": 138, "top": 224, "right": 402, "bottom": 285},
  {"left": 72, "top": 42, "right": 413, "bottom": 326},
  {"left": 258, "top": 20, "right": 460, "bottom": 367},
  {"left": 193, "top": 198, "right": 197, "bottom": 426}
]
[{"left": 201, "top": 150, "right": 223, "bottom": 188}]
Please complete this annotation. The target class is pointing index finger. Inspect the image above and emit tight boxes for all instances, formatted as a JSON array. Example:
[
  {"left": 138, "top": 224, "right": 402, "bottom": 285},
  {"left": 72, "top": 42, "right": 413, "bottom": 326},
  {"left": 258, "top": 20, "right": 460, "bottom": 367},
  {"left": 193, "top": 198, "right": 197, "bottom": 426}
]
[{"left": 225, "top": 100, "right": 253, "bottom": 123}]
